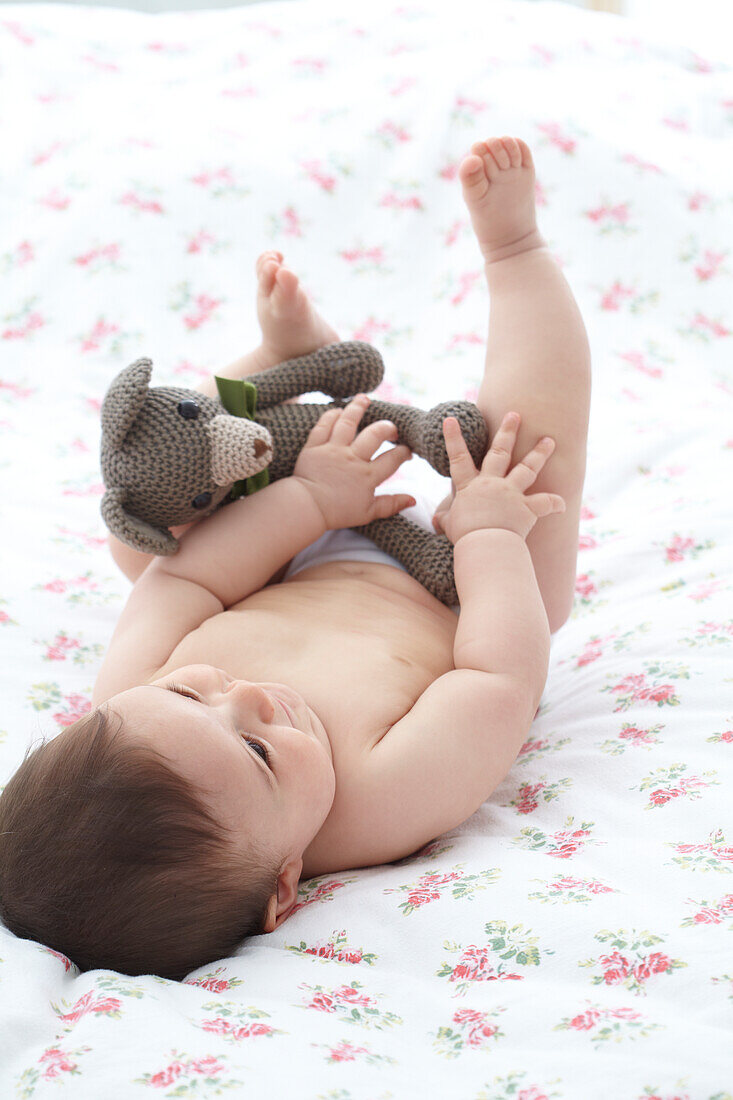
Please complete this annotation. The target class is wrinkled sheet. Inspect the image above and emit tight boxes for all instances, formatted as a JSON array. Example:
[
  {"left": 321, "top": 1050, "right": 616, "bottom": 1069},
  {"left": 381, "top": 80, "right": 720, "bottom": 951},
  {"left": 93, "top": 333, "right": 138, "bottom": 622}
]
[{"left": 1, "top": 0, "right": 732, "bottom": 1095}]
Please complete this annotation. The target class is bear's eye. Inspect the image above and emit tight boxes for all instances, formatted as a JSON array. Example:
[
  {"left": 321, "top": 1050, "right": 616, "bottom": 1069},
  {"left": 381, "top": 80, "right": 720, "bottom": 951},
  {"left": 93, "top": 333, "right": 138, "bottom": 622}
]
[
  {"left": 192, "top": 492, "right": 212, "bottom": 509},
  {"left": 177, "top": 400, "right": 200, "bottom": 420}
]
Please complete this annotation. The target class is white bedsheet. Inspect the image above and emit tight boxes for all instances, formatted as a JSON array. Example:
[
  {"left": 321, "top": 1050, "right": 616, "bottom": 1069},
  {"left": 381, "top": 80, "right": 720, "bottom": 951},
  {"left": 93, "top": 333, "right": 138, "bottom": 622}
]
[{"left": 1, "top": 0, "right": 732, "bottom": 1095}]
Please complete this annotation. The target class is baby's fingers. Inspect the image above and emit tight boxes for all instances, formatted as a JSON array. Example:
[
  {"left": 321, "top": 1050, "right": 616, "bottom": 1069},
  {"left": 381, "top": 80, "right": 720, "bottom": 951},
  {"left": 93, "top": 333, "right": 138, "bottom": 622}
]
[
  {"left": 442, "top": 417, "right": 478, "bottom": 490},
  {"left": 527, "top": 491, "right": 566, "bottom": 518},
  {"left": 370, "top": 443, "right": 413, "bottom": 482},
  {"left": 304, "top": 406, "right": 342, "bottom": 446},
  {"left": 330, "top": 394, "right": 370, "bottom": 445},
  {"left": 506, "top": 435, "right": 557, "bottom": 492}
]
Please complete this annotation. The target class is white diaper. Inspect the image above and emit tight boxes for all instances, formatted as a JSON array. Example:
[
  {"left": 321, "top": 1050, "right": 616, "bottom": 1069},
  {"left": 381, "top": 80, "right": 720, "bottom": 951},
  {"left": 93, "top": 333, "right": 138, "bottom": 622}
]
[{"left": 283, "top": 471, "right": 460, "bottom": 613}]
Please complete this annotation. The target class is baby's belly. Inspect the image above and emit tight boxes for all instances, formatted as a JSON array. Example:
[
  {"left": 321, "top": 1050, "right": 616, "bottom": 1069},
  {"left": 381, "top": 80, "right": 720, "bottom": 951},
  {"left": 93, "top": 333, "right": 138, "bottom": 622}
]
[{"left": 159, "top": 559, "right": 458, "bottom": 739}]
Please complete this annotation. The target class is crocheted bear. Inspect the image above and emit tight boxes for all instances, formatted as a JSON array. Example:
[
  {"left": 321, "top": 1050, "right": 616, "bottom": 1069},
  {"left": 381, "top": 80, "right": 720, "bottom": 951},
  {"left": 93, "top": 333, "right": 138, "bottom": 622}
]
[{"left": 99, "top": 341, "right": 488, "bottom": 607}]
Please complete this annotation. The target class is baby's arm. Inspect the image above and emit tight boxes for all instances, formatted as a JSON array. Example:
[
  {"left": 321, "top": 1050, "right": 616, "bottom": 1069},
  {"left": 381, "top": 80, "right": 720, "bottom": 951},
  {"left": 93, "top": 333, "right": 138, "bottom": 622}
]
[
  {"left": 324, "top": 417, "right": 560, "bottom": 870},
  {"left": 155, "top": 477, "right": 326, "bottom": 606}
]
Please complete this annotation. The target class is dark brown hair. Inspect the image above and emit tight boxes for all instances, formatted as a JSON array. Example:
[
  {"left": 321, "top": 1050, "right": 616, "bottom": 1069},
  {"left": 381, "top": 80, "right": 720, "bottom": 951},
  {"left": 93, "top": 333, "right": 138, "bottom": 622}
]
[{"left": 0, "top": 706, "right": 282, "bottom": 981}]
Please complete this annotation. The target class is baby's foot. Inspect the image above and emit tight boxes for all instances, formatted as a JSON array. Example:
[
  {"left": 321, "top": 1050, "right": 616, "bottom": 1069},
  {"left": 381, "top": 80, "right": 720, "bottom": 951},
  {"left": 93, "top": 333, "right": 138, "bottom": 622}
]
[
  {"left": 459, "top": 137, "right": 545, "bottom": 263},
  {"left": 256, "top": 251, "right": 340, "bottom": 365}
]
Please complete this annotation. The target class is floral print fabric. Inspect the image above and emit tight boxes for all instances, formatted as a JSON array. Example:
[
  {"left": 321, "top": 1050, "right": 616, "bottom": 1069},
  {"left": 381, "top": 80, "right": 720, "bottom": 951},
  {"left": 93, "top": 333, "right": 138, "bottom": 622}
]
[{"left": 0, "top": 0, "right": 731, "bottom": 1095}]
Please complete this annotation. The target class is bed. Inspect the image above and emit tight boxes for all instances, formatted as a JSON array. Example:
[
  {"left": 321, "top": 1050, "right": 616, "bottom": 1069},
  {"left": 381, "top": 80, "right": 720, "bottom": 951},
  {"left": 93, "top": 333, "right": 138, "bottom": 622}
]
[{"left": 1, "top": 0, "right": 731, "bottom": 1094}]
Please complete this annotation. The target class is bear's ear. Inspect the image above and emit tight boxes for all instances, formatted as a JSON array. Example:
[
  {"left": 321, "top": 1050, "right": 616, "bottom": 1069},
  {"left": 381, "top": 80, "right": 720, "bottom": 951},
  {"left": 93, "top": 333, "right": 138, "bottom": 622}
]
[
  {"left": 101, "top": 358, "right": 154, "bottom": 451},
  {"left": 101, "top": 486, "right": 179, "bottom": 556}
]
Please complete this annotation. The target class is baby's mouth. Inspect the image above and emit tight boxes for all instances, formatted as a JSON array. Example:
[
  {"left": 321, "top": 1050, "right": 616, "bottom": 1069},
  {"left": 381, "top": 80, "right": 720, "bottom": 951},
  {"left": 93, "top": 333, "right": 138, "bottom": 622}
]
[{"left": 275, "top": 692, "right": 296, "bottom": 728}]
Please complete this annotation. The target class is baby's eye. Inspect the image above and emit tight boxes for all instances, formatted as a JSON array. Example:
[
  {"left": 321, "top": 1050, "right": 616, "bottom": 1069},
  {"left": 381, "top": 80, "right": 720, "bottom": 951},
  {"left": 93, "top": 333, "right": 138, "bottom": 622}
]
[
  {"left": 246, "top": 738, "right": 270, "bottom": 767},
  {"left": 168, "top": 683, "right": 199, "bottom": 702}
]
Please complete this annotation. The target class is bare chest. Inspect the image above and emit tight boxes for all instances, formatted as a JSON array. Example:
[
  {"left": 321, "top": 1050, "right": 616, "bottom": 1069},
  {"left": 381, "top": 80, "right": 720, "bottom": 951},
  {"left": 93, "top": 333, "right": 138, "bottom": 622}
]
[{"left": 153, "top": 560, "right": 458, "bottom": 876}]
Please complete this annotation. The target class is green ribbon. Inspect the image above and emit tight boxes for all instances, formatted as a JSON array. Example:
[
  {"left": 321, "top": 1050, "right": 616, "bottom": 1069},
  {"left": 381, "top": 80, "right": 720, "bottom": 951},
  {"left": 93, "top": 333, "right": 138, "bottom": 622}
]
[{"left": 214, "top": 375, "right": 271, "bottom": 499}]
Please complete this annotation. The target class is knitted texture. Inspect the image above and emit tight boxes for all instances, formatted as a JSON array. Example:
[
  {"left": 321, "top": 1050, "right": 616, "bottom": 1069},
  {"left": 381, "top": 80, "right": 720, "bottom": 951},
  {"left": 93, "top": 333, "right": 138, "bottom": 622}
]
[
  {"left": 352, "top": 516, "right": 458, "bottom": 607},
  {"left": 99, "top": 341, "right": 488, "bottom": 605}
]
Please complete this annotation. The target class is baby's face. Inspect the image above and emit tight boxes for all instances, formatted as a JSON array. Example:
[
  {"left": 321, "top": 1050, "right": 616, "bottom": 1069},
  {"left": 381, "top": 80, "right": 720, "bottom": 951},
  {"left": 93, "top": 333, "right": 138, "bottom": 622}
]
[{"left": 102, "top": 664, "right": 336, "bottom": 866}]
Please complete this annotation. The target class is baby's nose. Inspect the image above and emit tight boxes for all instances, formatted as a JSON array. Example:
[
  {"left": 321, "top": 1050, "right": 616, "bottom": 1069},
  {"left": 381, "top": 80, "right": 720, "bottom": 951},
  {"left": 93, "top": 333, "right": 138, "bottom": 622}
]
[{"left": 226, "top": 679, "right": 274, "bottom": 719}]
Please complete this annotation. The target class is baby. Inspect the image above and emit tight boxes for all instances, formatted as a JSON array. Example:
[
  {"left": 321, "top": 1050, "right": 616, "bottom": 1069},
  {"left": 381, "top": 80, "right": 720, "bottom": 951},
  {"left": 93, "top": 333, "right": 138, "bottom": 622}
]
[{"left": 0, "top": 137, "right": 591, "bottom": 981}]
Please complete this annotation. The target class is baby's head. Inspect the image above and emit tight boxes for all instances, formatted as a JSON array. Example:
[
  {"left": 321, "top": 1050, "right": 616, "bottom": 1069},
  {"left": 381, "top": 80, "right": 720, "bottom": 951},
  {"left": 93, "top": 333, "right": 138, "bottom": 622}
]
[{"left": 0, "top": 665, "right": 336, "bottom": 980}]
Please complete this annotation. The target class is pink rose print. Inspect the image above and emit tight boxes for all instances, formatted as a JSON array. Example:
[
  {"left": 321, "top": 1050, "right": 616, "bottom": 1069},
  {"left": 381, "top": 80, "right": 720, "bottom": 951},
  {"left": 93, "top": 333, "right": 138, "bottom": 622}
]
[
  {"left": 341, "top": 246, "right": 386, "bottom": 265},
  {"left": 39, "top": 188, "right": 72, "bottom": 211},
  {"left": 281, "top": 206, "right": 304, "bottom": 237},
  {"left": 375, "top": 120, "right": 411, "bottom": 144},
  {"left": 2, "top": 309, "right": 45, "bottom": 341},
  {"left": 618, "top": 350, "right": 664, "bottom": 378},
  {"left": 515, "top": 781, "right": 546, "bottom": 814},
  {"left": 694, "top": 250, "right": 726, "bottom": 281},
  {"left": 575, "top": 573, "right": 597, "bottom": 600},
  {"left": 449, "top": 271, "right": 481, "bottom": 306},
  {"left": 388, "top": 77, "right": 417, "bottom": 97},
  {"left": 119, "top": 190, "right": 164, "bottom": 215},
  {"left": 45, "top": 632, "right": 81, "bottom": 661},
  {"left": 537, "top": 121, "right": 576, "bottom": 154},
  {"left": 183, "top": 293, "right": 222, "bottom": 331},
  {"left": 38, "top": 1047, "right": 82, "bottom": 1081},
  {"left": 687, "top": 894, "right": 733, "bottom": 926},
  {"left": 309, "top": 990, "right": 336, "bottom": 1013},
  {"left": 6, "top": 240, "right": 35, "bottom": 267},
  {"left": 577, "top": 637, "right": 604, "bottom": 666},
  {"left": 51, "top": 693, "right": 91, "bottom": 728},
  {"left": 74, "top": 242, "right": 122, "bottom": 270},
  {"left": 0, "top": 379, "right": 34, "bottom": 399},
  {"left": 665, "top": 534, "right": 695, "bottom": 562},
  {"left": 146, "top": 1054, "right": 225, "bottom": 1088},
  {"left": 191, "top": 166, "right": 236, "bottom": 190},
  {"left": 290, "top": 928, "right": 375, "bottom": 965},
  {"left": 352, "top": 317, "right": 392, "bottom": 343},
  {"left": 301, "top": 160, "right": 337, "bottom": 193},
  {"left": 599, "top": 949, "right": 633, "bottom": 985},
  {"left": 185, "top": 968, "right": 238, "bottom": 993},
  {"left": 453, "top": 1008, "right": 498, "bottom": 1047},
  {"left": 328, "top": 1039, "right": 369, "bottom": 1062},
  {"left": 689, "top": 313, "right": 730, "bottom": 339},
  {"left": 621, "top": 152, "right": 663, "bottom": 174},
  {"left": 291, "top": 56, "right": 327, "bottom": 75},
  {"left": 632, "top": 952, "right": 672, "bottom": 982},
  {"left": 79, "top": 317, "right": 120, "bottom": 353},
  {"left": 569, "top": 1009, "right": 601, "bottom": 1031},
  {"left": 600, "top": 281, "right": 635, "bottom": 310},
  {"left": 603, "top": 666, "right": 683, "bottom": 713},
  {"left": 586, "top": 202, "right": 631, "bottom": 230},
  {"left": 446, "top": 331, "right": 484, "bottom": 352},
  {"left": 451, "top": 945, "right": 497, "bottom": 982},
  {"left": 54, "top": 990, "right": 122, "bottom": 1028},
  {"left": 688, "top": 190, "right": 711, "bottom": 211},
  {"left": 201, "top": 1017, "right": 274, "bottom": 1040},
  {"left": 2, "top": 18, "right": 36, "bottom": 45},
  {"left": 32, "top": 142, "right": 65, "bottom": 167}
]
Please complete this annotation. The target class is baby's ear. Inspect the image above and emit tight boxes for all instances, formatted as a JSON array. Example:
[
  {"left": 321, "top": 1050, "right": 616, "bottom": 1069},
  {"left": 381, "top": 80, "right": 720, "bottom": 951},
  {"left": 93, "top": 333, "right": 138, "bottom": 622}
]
[
  {"left": 262, "top": 892, "right": 279, "bottom": 934},
  {"left": 265, "top": 856, "right": 303, "bottom": 931}
]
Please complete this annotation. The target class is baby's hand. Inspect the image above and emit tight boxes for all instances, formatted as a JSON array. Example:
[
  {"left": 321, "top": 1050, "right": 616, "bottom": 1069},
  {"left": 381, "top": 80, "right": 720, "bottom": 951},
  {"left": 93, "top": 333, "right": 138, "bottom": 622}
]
[
  {"left": 440, "top": 411, "right": 566, "bottom": 544},
  {"left": 293, "top": 395, "right": 416, "bottom": 530}
]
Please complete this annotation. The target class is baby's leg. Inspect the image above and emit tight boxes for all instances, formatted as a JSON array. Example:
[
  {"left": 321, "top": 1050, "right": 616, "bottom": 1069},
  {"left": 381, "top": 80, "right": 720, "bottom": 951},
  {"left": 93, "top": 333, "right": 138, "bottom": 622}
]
[
  {"left": 108, "top": 252, "right": 340, "bottom": 582},
  {"left": 460, "top": 137, "right": 591, "bottom": 635},
  {"left": 195, "top": 251, "right": 340, "bottom": 401}
]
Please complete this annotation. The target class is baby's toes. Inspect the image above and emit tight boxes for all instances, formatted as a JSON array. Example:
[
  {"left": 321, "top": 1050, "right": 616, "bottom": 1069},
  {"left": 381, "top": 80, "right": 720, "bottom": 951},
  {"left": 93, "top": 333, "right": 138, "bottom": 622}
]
[
  {"left": 255, "top": 250, "right": 283, "bottom": 277},
  {"left": 268, "top": 265, "right": 312, "bottom": 324},
  {"left": 458, "top": 154, "right": 489, "bottom": 198},
  {"left": 256, "top": 260, "right": 279, "bottom": 297},
  {"left": 270, "top": 264, "right": 300, "bottom": 306},
  {"left": 501, "top": 137, "right": 523, "bottom": 168}
]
